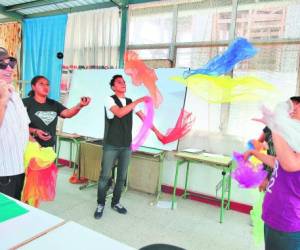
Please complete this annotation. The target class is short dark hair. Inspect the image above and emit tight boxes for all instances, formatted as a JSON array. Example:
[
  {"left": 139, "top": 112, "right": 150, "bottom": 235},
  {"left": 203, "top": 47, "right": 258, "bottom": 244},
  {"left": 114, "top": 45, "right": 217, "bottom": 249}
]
[
  {"left": 110, "top": 74, "right": 123, "bottom": 87},
  {"left": 290, "top": 96, "right": 300, "bottom": 104}
]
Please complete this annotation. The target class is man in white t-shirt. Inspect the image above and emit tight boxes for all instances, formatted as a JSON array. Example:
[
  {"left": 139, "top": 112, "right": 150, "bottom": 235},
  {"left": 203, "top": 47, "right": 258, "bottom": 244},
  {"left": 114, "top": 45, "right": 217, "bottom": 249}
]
[
  {"left": 0, "top": 47, "right": 30, "bottom": 200},
  {"left": 94, "top": 74, "right": 149, "bottom": 219}
]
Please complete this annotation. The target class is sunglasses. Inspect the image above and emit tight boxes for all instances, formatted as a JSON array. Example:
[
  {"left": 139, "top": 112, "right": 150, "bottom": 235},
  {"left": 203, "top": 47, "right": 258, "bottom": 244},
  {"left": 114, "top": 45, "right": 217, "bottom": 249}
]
[{"left": 0, "top": 57, "right": 17, "bottom": 70}]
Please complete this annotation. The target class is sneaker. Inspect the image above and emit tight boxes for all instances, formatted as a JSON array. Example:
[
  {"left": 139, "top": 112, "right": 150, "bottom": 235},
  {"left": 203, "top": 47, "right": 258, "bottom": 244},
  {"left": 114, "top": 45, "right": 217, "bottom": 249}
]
[
  {"left": 111, "top": 203, "right": 127, "bottom": 214},
  {"left": 94, "top": 204, "right": 104, "bottom": 219}
]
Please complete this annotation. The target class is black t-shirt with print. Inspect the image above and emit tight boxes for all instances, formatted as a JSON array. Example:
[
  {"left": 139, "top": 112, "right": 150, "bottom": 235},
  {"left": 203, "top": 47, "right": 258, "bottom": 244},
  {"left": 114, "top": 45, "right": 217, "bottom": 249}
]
[{"left": 23, "top": 96, "right": 67, "bottom": 147}]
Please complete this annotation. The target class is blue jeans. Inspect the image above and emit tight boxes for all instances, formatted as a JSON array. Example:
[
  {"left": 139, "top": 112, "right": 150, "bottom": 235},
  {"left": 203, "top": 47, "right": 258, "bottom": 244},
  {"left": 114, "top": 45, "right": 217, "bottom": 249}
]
[
  {"left": 264, "top": 224, "right": 300, "bottom": 250},
  {"left": 97, "top": 144, "right": 131, "bottom": 206}
]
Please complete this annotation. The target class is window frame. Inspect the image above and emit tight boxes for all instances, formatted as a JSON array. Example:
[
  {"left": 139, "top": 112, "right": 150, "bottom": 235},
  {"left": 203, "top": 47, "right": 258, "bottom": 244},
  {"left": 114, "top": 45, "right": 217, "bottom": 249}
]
[{"left": 127, "top": 0, "right": 300, "bottom": 141}]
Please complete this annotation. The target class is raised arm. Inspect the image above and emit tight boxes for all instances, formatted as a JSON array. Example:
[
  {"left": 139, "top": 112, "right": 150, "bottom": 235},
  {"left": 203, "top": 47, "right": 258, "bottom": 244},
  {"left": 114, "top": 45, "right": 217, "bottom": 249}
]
[
  {"left": 0, "top": 81, "right": 12, "bottom": 126},
  {"left": 60, "top": 97, "right": 91, "bottom": 118},
  {"left": 272, "top": 132, "right": 300, "bottom": 172},
  {"left": 110, "top": 97, "right": 146, "bottom": 118}
]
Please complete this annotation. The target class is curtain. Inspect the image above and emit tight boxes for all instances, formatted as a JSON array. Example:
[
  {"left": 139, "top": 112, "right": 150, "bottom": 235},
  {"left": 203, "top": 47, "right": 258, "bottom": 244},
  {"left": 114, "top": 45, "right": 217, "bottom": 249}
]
[
  {"left": 22, "top": 15, "right": 67, "bottom": 100},
  {"left": 61, "top": 7, "right": 120, "bottom": 92},
  {"left": 0, "top": 22, "right": 22, "bottom": 84}
]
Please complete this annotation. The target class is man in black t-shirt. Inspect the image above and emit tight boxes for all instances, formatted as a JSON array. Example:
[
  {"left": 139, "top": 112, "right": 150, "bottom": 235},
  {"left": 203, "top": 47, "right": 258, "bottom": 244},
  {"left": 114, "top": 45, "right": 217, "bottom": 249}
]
[
  {"left": 23, "top": 75, "right": 90, "bottom": 148},
  {"left": 94, "top": 75, "right": 147, "bottom": 219}
]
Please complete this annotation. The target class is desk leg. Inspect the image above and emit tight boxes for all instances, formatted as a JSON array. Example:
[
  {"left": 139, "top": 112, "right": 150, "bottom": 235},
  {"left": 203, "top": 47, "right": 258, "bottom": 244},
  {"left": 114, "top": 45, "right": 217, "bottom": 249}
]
[
  {"left": 73, "top": 141, "right": 80, "bottom": 176},
  {"left": 79, "top": 181, "right": 98, "bottom": 190},
  {"left": 220, "top": 170, "right": 226, "bottom": 223},
  {"left": 183, "top": 162, "right": 190, "bottom": 199},
  {"left": 69, "top": 140, "right": 73, "bottom": 169},
  {"left": 226, "top": 166, "right": 232, "bottom": 210},
  {"left": 156, "top": 154, "right": 164, "bottom": 202},
  {"left": 171, "top": 160, "right": 180, "bottom": 210},
  {"left": 55, "top": 137, "right": 61, "bottom": 166}
]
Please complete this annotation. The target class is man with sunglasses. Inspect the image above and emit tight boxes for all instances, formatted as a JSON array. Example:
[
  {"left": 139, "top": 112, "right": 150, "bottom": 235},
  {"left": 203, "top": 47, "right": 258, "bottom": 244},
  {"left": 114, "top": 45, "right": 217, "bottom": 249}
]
[{"left": 0, "top": 47, "right": 30, "bottom": 200}]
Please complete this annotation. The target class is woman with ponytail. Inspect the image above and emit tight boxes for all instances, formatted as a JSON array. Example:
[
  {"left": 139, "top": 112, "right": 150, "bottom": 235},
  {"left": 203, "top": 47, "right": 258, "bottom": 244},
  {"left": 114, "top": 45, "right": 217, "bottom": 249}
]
[{"left": 22, "top": 75, "right": 91, "bottom": 147}]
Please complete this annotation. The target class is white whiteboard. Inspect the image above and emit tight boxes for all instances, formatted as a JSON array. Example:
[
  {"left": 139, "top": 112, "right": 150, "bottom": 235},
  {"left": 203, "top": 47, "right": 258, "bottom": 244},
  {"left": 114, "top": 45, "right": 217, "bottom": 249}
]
[{"left": 62, "top": 69, "right": 186, "bottom": 151}]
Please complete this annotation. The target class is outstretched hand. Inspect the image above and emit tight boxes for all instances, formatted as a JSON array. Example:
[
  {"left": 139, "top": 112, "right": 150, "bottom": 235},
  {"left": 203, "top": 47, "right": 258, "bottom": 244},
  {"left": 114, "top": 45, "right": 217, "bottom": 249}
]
[
  {"left": 252, "top": 105, "right": 274, "bottom": 125},
  {"left": 79, "top": 97, "right": 91, "bottom": 108},
  {"left": 143, "top": 96, "right": 152, "bottom": 103},
  {"left": 136, "top": 96, "right": 152, "bottom": 105}
]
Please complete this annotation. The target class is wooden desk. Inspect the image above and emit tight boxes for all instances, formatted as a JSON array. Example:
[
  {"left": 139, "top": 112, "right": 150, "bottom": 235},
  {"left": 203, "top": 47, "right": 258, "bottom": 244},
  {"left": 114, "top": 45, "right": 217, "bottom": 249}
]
[
  {"left": 0, "top": 194, "right": 64, "bottom": 250},
  {"left": 130, "top": 147, "right": 166, "bottom": 200},
  {"left": 79, "top": 140, "right": 103, "bottom": 182},
  {"left": 18, "top": 221, "right": 135, "bottom": 250},
  {"left": 78, "top": 140, "right": 103, "bottom": 190},
  {"left": 172, "top": 152, "right": 233, "bottom": 223},
  {"left": 78, "top": 142, "right": 166, "bottom": 198}
]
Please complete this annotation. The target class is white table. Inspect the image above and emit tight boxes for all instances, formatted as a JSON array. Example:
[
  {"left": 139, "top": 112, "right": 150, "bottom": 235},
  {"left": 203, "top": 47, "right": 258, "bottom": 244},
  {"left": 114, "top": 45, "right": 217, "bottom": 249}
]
[
  {"left": 0, "top": 195, "right": 135, "bottom": 250},
  {"left": 19, "top": 221, "right": 136, "bottom": 250},
  {"left": 0, "top": 195, "right": 64, "bottom": 250}
]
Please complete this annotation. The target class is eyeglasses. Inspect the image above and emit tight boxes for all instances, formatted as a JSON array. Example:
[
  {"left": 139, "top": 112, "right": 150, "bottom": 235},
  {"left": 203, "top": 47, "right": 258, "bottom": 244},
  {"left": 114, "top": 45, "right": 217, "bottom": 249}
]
[{"left": 0, "top": 57, "right": 17, "bottom": 70}]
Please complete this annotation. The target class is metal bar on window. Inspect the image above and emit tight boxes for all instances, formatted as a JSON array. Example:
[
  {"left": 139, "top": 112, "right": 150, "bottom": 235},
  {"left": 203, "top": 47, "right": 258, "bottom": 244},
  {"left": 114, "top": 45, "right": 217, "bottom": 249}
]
[
  {"left": 169, "top": 5, "right": 179, "bottom": 64},
  {"left": 219, "top": 0, "right": 239, "bottom": 134},
  {"left": 296, "top": 52, "right": 300, "bottom": 95}
]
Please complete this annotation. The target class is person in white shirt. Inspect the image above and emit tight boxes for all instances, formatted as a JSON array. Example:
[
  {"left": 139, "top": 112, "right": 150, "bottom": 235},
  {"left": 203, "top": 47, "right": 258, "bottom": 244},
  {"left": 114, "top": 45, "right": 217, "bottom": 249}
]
[
  {"left": 0, "top": 47, "right": 30, "bottom": 200},
  {"left": 94, "top": 74, "right": 151, "bottom": 219}
]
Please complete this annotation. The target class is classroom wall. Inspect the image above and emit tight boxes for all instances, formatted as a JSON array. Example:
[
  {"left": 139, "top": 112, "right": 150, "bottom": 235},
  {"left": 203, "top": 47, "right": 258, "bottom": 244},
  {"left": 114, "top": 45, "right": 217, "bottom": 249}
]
[
  {"left": 58, "top": 134, "right": 258, "bottom": 207},
  {"left": 17, "top": 0, "right": 300, "bottom": 211},
  {"left": 163, "top": 132, "right": 258, "bottom": 206}
]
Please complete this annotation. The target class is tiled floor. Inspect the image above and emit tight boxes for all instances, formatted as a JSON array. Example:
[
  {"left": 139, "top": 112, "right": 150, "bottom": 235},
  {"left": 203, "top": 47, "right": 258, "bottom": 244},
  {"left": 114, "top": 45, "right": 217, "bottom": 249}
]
[{"left": 40, "top": 167, "right": 264, "bottom": 250}]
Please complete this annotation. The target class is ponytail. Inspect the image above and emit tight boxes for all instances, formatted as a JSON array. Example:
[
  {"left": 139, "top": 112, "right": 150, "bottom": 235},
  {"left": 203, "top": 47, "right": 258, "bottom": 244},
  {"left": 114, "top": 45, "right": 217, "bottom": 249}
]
[{"left": 28, "top": 90, "right": 34, "bottom": 97}]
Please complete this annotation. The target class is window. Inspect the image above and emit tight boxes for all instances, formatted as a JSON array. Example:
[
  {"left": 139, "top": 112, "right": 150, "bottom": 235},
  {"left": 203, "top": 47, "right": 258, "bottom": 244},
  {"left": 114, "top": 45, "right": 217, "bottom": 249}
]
[
  {"left": 131, "top": 49, "right": 169, "bottom": 60},
  {"left": 227, "top": 44, "right": 300, "bottom": 140},
  {"left": 127, "top": 0, "right": 300, "bottom": 151},
  {"left": 128, "top": 7, "right": 173, "bottom": 45},
  {"left": 176, "top": 8, "right": 215, "bottom": 42},
  {"left": 236, "top": 1, "right": 300, "bottom": 40},
  {"left": 177, "top": 2, "right": 232, "bottom": 42},
  {"left": 176, "top": 47, "right": 224, "bottom": 135},
  {"left": 176, "top": 47, "right": 227, "bottom": 69}
]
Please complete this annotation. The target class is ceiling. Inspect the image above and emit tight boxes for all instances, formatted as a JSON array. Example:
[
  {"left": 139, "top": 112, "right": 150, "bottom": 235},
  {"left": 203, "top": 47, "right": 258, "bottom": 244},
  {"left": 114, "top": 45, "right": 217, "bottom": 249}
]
[
  {"left": 0, "top": 0, "right": 158, "bottom": 23},
  {"left": 0, "top": 0, "right": 286, "bottom": 23}
]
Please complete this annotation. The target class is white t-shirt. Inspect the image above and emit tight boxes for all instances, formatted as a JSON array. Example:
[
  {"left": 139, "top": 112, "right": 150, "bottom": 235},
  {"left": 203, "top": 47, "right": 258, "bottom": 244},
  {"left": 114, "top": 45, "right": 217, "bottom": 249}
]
[
  {"left": 0, "top": 91, "right": 30, "bottom": 176},
  {"left": 105, "top": 96, "right": 142, "bottom": 119}
]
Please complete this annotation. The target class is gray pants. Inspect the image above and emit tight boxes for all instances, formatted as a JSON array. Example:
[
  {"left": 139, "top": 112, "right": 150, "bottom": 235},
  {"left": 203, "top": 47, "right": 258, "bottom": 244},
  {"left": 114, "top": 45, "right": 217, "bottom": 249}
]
[{"left": 97, "top": 144, "right": 131, "bottom": 206}]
